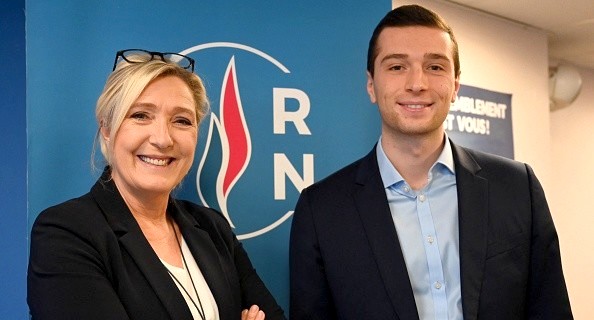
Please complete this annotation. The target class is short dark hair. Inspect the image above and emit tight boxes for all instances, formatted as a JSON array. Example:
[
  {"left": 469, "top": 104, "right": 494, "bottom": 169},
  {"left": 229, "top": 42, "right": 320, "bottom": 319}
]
[{"left": 367, "top": 5, "right": 460, "bottom": 77}]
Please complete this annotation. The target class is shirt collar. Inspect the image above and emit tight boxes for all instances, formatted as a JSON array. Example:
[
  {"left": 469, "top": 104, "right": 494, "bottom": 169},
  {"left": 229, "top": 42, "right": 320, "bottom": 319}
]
[{"left": 376, "top": 134, "right": 455, "bottom": 189}]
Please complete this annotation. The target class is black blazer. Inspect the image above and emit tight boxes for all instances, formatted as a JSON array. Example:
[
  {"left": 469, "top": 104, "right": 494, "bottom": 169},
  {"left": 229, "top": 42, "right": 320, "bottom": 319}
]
[
  {"left": 28, "top": 171, "right": 286, "bottom": 320},
  {"left": 290, "top": 141, "right": 572, "bottom": 320}
]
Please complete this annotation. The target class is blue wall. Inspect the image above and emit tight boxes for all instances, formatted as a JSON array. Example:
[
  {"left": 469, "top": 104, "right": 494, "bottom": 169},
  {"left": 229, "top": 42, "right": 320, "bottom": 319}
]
[{"left": 0, "top": 0, "right": 28, "bottom": 318}]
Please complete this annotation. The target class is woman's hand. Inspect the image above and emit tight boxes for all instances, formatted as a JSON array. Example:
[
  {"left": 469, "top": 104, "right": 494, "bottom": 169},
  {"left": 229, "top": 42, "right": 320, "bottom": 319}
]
[{"left": 241, "top": 305, "right": 265, "bottom": 320}]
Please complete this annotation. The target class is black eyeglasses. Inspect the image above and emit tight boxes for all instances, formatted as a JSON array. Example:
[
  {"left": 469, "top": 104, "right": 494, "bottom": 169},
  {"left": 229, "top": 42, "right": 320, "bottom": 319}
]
[{"left": 112, "top": 49, "right": 195, "bottom": 72}]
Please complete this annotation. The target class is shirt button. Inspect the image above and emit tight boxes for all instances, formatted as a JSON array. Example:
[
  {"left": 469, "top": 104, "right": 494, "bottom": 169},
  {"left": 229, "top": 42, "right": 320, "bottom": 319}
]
[
  {"left": 427, "top": 235, "right": 434, "bottom": 244},
  {"left": 434, "top": 281, "right": 442, "bottom": 289},
  {"left": 403, "top": 186, "right": 410, "bottom": 192},
  {"left": 419, "top": 194, "right": 426, "bottom": 202}
]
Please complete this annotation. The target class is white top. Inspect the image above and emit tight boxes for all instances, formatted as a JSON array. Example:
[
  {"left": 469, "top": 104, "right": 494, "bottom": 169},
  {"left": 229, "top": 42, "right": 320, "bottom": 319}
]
[{"left": 161, "top": 237, "right": 220, "bottom": 320}]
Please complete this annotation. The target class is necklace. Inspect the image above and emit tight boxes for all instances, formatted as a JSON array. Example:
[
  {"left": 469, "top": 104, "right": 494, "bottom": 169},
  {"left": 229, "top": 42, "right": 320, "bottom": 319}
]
[{"left": 164, "top": 219, "right": 206, "bottom": 320}]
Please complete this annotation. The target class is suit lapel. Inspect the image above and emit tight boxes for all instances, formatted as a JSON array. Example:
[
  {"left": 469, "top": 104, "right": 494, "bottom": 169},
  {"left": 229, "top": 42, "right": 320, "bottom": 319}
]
[
  {"left": 90, "top": 174, "right": 192, "bottom": 320},
  {"left": 353, "top": 148, "right": 420, "bottom": 320},
  {"left": 451, "top": 142, "right": 489, "bottom": 320},
  {"left": 170, "top": 201, "right": 236, "bottom": 320}
]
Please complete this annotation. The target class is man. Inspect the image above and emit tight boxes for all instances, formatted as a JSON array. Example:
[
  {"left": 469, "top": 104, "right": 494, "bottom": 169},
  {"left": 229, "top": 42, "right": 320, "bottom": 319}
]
[{"left": 289, "top": 4, "right": 572, "bottom": 320}]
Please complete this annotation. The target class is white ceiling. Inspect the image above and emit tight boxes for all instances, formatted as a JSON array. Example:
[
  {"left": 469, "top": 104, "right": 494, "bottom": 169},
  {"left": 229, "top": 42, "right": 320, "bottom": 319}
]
[{"left": 445, "top": 0, "right": 594, "bottom": 70}]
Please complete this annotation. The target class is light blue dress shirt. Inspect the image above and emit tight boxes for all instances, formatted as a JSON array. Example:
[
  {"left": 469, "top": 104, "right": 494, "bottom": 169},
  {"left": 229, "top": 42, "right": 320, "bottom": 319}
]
[{"left": 376, "top": 136, "right": 463, "bottom": 320}]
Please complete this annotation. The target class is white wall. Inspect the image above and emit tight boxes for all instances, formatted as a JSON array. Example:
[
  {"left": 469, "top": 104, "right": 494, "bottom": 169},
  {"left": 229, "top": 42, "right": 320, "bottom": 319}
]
[
  {"left": 391, "top": 0, "right": 590, "bottom": 318},
  {"left": 550, "top": 67, "right": 594, "bottom": 320}
]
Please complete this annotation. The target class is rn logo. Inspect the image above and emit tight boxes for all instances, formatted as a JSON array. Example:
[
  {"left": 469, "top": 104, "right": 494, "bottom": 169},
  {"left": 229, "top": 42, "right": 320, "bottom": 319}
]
[{"left": 180, "top": 43, "right": 313, "bottom": 240}]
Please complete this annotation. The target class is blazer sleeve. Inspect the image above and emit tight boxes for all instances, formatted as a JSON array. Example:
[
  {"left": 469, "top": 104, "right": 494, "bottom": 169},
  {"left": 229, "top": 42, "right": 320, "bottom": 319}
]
[
  {"left": 525, "top": 164, "right": 573, "bottom": 319},
  {"left": 231, "top": 234, "right": 287, "bottom": 320},
  {"left": 289, "top": 187, "right": 338, "bottom": 320},
  {"left": 192, "top": 202, "right": 287, "bottom": 320},
  {"left": 27, "top": 205, "right": 130, "bottom": 320}
]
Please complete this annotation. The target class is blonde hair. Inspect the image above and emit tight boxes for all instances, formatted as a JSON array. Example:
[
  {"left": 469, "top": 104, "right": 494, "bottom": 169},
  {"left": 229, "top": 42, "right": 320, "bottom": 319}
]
[{"left": 93, "top": 57, "right": 209, "bottom": 167}]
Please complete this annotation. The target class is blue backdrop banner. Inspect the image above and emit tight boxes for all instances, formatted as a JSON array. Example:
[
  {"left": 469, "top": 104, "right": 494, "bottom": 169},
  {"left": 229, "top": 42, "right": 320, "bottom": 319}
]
[
  {"left": 27, "top": 0, "right": 390, "bottom": 311},
  {"left": 447, "top": 84, "right": 514, "bottom": 158}
]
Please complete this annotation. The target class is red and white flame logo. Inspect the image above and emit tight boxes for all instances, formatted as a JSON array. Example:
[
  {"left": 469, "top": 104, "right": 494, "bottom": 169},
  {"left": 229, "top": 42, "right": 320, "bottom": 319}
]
[
  {"left": 189, "top": 42, "right": 294, "bottom": 239},
  {"left": 215, "top": 56, "right": 251, "bottom": 227},
  {"left": 196, "top": 56, "right": 251, "bottom": 228}
]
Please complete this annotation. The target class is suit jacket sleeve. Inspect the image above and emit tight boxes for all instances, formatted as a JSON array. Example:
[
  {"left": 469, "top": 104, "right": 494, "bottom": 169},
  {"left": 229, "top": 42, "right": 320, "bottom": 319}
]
[
  {"left": 27, "top": 203, "right": 130, "bottom": 320},
  {"left": 231, "top": 228, "right": 287, "bottom": 319},
  {"left": 289, "top": 187, "right": 338, "bottom": 320},
  {"left": 186, "top": 201, "right": 287, "bottom": 320},
  {"left": 525, "top": 164, "right": 573, "bottom": 319}
]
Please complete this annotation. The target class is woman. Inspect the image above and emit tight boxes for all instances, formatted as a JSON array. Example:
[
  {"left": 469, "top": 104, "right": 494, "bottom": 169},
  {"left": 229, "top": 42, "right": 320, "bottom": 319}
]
[{"left": 27, "top": 49, "right": 286, "bottom": 320}]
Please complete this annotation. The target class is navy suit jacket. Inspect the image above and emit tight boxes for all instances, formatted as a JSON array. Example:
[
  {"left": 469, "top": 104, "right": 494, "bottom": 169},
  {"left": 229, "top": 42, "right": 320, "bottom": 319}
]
[
  {"left": 28, "top": 170, "right": 286, "bottom": 320},
  {"left": 290, "top": 141, "right": 572, "bottom": 319}
]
